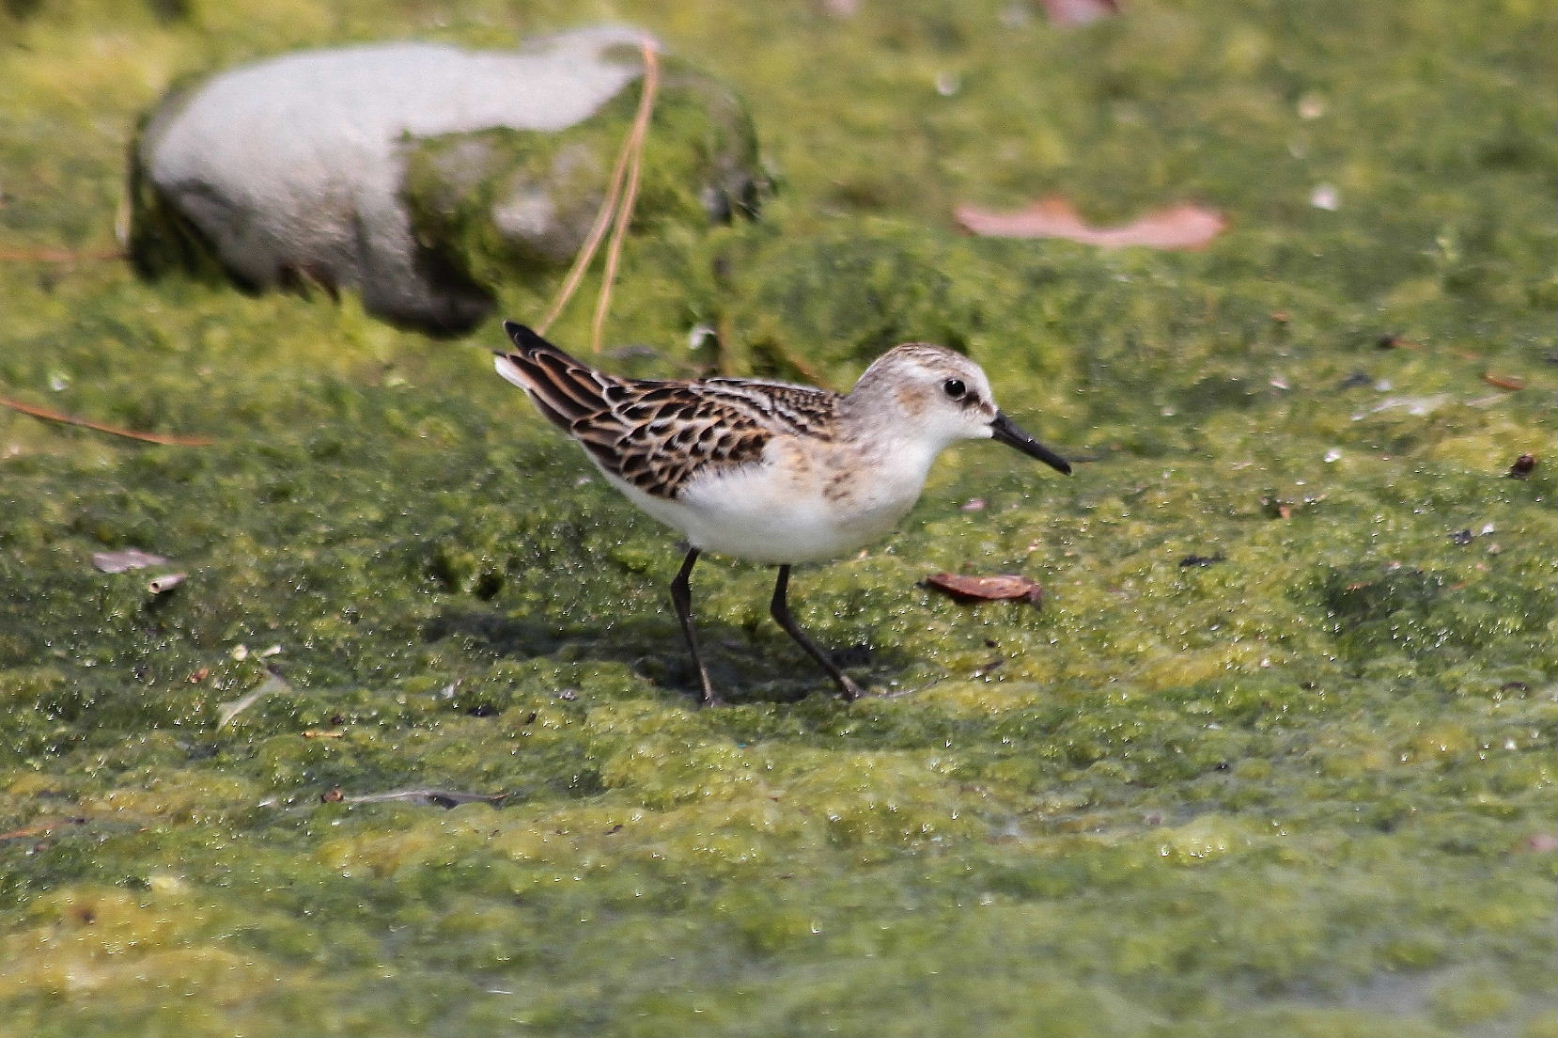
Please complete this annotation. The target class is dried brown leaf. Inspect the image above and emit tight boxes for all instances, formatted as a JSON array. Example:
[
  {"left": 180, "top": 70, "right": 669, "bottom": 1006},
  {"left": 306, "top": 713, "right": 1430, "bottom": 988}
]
[
  {"left": 1481, "top": 372, "right": 1526, "bottom": 391},
  {"left": 924, "top": 572, "right": 1044, "bottom": 606}
]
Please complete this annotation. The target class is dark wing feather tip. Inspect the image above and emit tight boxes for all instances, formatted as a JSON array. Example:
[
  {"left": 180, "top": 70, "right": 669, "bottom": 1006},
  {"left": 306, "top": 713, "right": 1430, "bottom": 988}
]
[{"left": 504, "top": 322, "right": 561, "bottom": 354}]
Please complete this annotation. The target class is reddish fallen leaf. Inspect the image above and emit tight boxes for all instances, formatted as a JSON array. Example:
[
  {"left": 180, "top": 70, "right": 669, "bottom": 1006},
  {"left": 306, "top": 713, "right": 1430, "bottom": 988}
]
[
  {"left": 924, "top": 572, "right": 1044, "bottom": 606},
  {"left": 1522, "top": 833, "right": 1557, "bottom": 854},
  {"left": 955, "top": 196, "right": 1226, "bottom": 250},
  {"left": 1481, "top": 372, "right": 1526, "bottom": 391},
  {"left": 92, "top": 549, "right": 169, "bottom": 573},
  {"left": 1039, "top": 0, "right": 1120, "bottom": 26}
]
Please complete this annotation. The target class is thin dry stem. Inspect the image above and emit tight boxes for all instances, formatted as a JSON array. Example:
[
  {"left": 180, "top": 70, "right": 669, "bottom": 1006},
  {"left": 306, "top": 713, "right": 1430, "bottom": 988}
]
[
  {"left": 590, "top": 41, "right": 661, "bottom": 352},
  {"left": 0, "top": 394, "right": 214, "bottom": 446},
  {"left": 534, "top": 38, "right": 660, "bottom": 346}
]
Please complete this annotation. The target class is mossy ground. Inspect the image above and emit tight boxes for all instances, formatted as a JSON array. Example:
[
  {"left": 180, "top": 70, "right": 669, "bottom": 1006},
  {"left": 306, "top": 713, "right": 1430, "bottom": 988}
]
[{"left": 1, "top": 1, "right": 1554, "bottom": 1036}]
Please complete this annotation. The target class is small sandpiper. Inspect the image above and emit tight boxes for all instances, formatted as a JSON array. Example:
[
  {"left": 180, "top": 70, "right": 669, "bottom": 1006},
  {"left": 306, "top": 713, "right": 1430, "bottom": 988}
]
[{"left": 494, "top": 322, "right": 1071, "bottom": 705}]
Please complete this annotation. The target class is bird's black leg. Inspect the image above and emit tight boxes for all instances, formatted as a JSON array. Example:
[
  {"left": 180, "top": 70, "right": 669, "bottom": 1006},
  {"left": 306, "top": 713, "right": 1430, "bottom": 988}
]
[
  {"left": 670, "top": 547, "right": 722, "bottom": 707},
  {"left": 769, "top": 565, "right": 863, "bottom": 701}
]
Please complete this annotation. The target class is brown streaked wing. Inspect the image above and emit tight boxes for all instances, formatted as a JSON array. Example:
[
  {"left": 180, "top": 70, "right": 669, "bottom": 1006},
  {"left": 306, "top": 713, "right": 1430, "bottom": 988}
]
[
  {"left": 576, "top": 379, "right": 841, "bottom": 499},
  {"left": 502, "top": 322, "right": 842, "bottom": 499},
  {"left": 701, "top": 378, "right": 841, "bottom": 438}
]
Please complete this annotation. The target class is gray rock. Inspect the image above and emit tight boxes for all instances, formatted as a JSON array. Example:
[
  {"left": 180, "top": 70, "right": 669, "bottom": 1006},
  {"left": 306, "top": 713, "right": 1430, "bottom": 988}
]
[{"left": 130, "top": 26, "right": 766, "bottom": 334}]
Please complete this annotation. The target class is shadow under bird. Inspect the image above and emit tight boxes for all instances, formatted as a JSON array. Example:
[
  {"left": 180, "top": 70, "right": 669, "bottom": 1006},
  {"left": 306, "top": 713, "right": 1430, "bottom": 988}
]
[{"left": 494, "top": 321, "right": 1071, "bottom": 706}]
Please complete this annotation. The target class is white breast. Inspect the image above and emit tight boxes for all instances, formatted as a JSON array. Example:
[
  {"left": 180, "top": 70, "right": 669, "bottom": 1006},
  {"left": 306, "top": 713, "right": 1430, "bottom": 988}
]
[{"left": 601, "top": 436, "right": 939, "bottom": 565}]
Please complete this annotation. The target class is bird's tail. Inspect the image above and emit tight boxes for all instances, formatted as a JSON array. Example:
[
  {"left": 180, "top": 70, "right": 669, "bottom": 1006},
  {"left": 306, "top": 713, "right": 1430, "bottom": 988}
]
[{"left": 493, "top": 321, "right": 613, "bottom": 429}]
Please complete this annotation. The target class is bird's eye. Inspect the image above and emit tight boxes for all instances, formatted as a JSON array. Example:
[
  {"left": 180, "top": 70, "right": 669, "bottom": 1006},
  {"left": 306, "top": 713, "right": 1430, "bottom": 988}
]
[{"left": 943, "top": 378, "right": 966, "bottom": 400}]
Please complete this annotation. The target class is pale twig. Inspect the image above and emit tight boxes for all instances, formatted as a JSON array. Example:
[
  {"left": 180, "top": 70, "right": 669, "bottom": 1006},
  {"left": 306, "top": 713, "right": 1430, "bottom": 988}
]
[{"left": 216, "top": 670, "right": 292, "bottom": 728}]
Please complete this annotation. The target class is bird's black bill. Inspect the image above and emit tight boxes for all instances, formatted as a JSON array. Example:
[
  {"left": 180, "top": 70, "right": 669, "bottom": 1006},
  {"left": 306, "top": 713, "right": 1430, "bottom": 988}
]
[{"left": 990, "top": 412, "right": 1072, "bottom": 474}]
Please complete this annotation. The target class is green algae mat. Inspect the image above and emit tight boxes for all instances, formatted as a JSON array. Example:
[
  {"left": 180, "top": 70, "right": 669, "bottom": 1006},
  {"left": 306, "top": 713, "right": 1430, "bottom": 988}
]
[{"left": 2, "top": 2, "right": 1554, "bottom": 1035}]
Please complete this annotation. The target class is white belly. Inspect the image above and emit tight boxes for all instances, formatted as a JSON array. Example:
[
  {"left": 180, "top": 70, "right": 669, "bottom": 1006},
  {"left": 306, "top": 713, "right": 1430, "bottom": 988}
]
[{"left": 602, "top": 440, "right": 935, "bottom": 564}]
